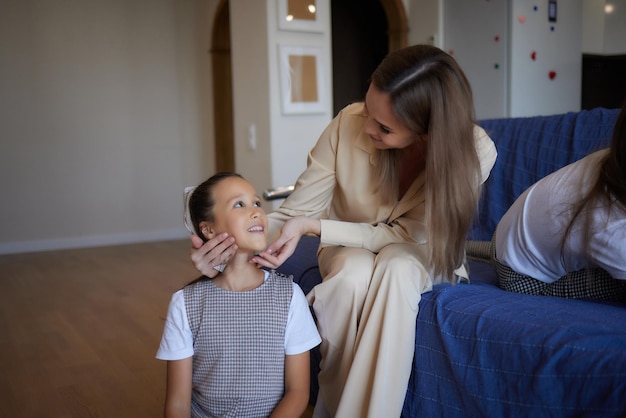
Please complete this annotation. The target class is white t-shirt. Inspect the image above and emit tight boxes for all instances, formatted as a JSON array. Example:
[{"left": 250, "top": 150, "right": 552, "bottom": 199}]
[
  {"left": 495, "top": 149, "right": 626, "bottom": 283},
  {"left": 156, "top": 270, "right": 321, "bottom": 360}
]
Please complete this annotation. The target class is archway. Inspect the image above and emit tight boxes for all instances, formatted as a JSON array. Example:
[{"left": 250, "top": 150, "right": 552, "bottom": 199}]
[
  {"left": 209, "top": 0, "right": 408, "bottom": 169},
  {"left": 381, "top": 0, "right": 409, "bottom": 51},
  {"left": 331, "top": 0, "right": 408, "bottom": 115},
  {"left": 210, "top": 0, "right": 234, "bottom": 172}
]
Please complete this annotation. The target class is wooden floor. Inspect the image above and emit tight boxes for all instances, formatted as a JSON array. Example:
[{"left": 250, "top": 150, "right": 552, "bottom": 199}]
[{"left": 0, "top": 240, "right": 314, "bottom": 418}]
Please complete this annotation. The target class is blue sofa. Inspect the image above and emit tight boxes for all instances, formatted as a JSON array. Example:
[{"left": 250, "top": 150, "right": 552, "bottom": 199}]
[{"left": 277, "top": 107, "right": 626, "bottom": 417}]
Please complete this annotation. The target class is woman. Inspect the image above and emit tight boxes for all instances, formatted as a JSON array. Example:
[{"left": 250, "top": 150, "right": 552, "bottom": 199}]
[
  {"left": 191, "top": 45, "right": 497, "bottom": 418},
  {"left": 494, "top": 102, "right": 626, "bottom": 301}
]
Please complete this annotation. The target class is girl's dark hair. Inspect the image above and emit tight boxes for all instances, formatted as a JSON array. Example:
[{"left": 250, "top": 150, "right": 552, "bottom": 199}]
[
  {"left": 189, "top": 172, "right": 243, "bottom": 242},
  {"left": 185, "top": 172, "right": 243, "bottom": 285},
  {"left": 601, "top": 102, "right": 626, "bottom": 205},
  {"left": 561, "top": 103, "right": 626, "bottom": 270}
]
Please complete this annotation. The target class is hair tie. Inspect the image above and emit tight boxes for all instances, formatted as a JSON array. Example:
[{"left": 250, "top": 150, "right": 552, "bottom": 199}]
[{"left": 183, "top": 186, "right": 196, "bottom": 235}]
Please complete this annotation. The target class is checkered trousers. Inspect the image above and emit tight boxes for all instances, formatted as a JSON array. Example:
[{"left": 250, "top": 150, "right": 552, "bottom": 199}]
[
  {"left": 489, "top": 235, "right": 626, "bottom": 302},
  {"left": 184, "top": 271, "right": 293, "bottom": 418}
]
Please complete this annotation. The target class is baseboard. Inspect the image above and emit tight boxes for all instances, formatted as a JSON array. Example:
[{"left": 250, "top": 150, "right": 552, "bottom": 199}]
[{"left": 0, "top": 228, "right": 189, "bottom": 255}]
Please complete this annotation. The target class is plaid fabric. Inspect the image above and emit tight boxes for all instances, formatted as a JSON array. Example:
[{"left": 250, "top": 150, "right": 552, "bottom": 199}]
[
  {"left": 467, "top": 236, "right": 626, "bottom": 302},
  {"left": 184, "top": 271, "right": 293, "bottom": 418}
]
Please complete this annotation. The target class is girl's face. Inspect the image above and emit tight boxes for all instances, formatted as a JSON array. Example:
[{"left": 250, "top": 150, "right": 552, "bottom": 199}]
[
  {"left": 203, "top": 177, "right": 268, "bottom": 253},
  {"left": 363, "top": 83, "right": 416, "bottom": 150}
]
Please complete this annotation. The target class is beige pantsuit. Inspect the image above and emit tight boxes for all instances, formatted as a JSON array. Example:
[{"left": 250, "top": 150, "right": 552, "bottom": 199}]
[
  {"left": 268, "top": 103, "right": 497, "bottom": 417},
  {"left": 311, "top": 243, "right": 432, "bottom": 417}
]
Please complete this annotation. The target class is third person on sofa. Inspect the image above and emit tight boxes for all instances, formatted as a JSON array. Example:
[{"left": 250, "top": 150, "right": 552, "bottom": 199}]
[
  {"left": 493, "top": 101, "right": 626, "bottom": 301},
  {"left": 494, "top": 104, "right": 626, "bottom": 301},
  {"left": 191, "top": 45, "right": 497, "bottom": 418}
]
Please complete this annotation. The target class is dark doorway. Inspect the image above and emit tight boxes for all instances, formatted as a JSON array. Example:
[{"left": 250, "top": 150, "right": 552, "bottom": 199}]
[
  {"left": 331, "top": 0, "right": 389, "bottom": 116},
  {"left": 211, "top": 0, "right": 234, "bottom": 172}
]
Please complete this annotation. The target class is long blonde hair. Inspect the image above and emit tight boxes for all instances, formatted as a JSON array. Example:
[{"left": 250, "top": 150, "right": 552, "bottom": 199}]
[{"left": 371, "top": 45, "right": 482, "bottom": 281}]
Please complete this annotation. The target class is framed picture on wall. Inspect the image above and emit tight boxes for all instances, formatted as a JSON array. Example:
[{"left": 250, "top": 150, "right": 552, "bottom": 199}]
[
  {"left": 278, "top": 0, "right": 324, "bottom": 32},
  {"left": 278, "top": 44, "right": 326, "bottom": 115}
]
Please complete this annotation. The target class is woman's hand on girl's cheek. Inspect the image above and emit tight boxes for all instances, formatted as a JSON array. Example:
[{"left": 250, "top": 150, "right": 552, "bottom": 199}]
[
  {"left": 190, "top": 233, "right": 237, "bottom": 277},
  {"left": 250, "top": 251, "right": 281, "bottom": 270},
  {"left": 251, "top": 237, "right": 298, "bottom": 269}
]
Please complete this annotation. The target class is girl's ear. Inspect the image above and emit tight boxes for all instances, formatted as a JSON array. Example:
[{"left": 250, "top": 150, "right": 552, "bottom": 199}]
[{"left": 199, "top": 221, "right": 217, "bottom": 240}]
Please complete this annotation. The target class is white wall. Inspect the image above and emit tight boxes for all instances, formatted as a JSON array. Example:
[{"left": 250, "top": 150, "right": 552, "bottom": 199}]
[
  {"left": 422, "top": 0, "right": 621, "bottom": 58},
  {"left": 228, "top": 0, "right": 333, "bottom": 209},
  {"left": 583, "top": 0, "right": 626, "bottom": 54},
  {"left": 229, "top": 0, "right": 273, "bottom": 205},
  {"left": 603, "top": 1, "right": 626, "bottom": 53},
  {"left": 406, "top": 0, "right": 440, "bottom": 46},
  {"left": 0, "top": 0, "right": 333, "bottom": 254},
  {"left": 265, "top": 0, "right": 333, "bottom": 207},
  {"left": 0, "top": 0, "right": 217, "bottom": 254},
  {"left": 509, "top": 0, "right": 582, "bottom": 117},
  {"left": 583, "top": 0, "right": 607, "bottom": 52},
  {"left": 443, "top": 0, "right": 509, "bottom": 119},
  {"left": 441, "top": 0, "right": 582, "bottom": 118}
]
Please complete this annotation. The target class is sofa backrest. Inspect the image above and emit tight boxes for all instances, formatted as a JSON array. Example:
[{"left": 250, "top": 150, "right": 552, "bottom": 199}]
[{"left": 470, "top": 107, "right": 620, "bottom": 241}]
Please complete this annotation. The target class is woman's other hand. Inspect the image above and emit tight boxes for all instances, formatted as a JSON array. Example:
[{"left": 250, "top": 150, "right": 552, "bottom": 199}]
[
  {"left": 251, "top": 216, "right": 320, "bottom": 270},
  {"left": 190, "top": 233, "right": 237, "bottom": 277}
]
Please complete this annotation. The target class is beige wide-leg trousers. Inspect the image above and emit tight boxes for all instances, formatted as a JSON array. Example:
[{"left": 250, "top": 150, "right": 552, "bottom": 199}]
[{"left": 307, "top": 243, "right": 433, "bottom": 418}]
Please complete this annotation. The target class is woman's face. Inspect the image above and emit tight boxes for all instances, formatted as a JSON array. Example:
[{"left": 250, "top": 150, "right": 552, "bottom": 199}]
[
  {"left": 363, "top": 84, "right": 416, "bottom": 150},
  {"left": 204, "top": 177, "right": 268, "bottom": 253}
]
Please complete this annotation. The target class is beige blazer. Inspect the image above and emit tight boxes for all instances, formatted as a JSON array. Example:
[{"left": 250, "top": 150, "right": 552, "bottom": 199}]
[{"left": 268, "top": 102, "right": 497, "bottom": 254}]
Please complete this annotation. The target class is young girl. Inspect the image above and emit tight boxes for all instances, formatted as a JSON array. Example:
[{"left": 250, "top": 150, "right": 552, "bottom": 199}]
[{"left": 157, "top": 172, "right": 321, "bottom": 418}]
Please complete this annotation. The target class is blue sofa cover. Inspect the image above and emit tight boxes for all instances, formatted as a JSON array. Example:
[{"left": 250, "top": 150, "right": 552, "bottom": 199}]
[{"left": 277, "top": 108, "right": 626, "bottom": 417}]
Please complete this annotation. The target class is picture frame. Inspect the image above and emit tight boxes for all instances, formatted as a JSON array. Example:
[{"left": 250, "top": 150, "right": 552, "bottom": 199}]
[
  {"left": 277, "top": 0, "right": 324, "bottom": 33},
  {"left": 278, "top": 44, "right": 326, "bottom": 115}
]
